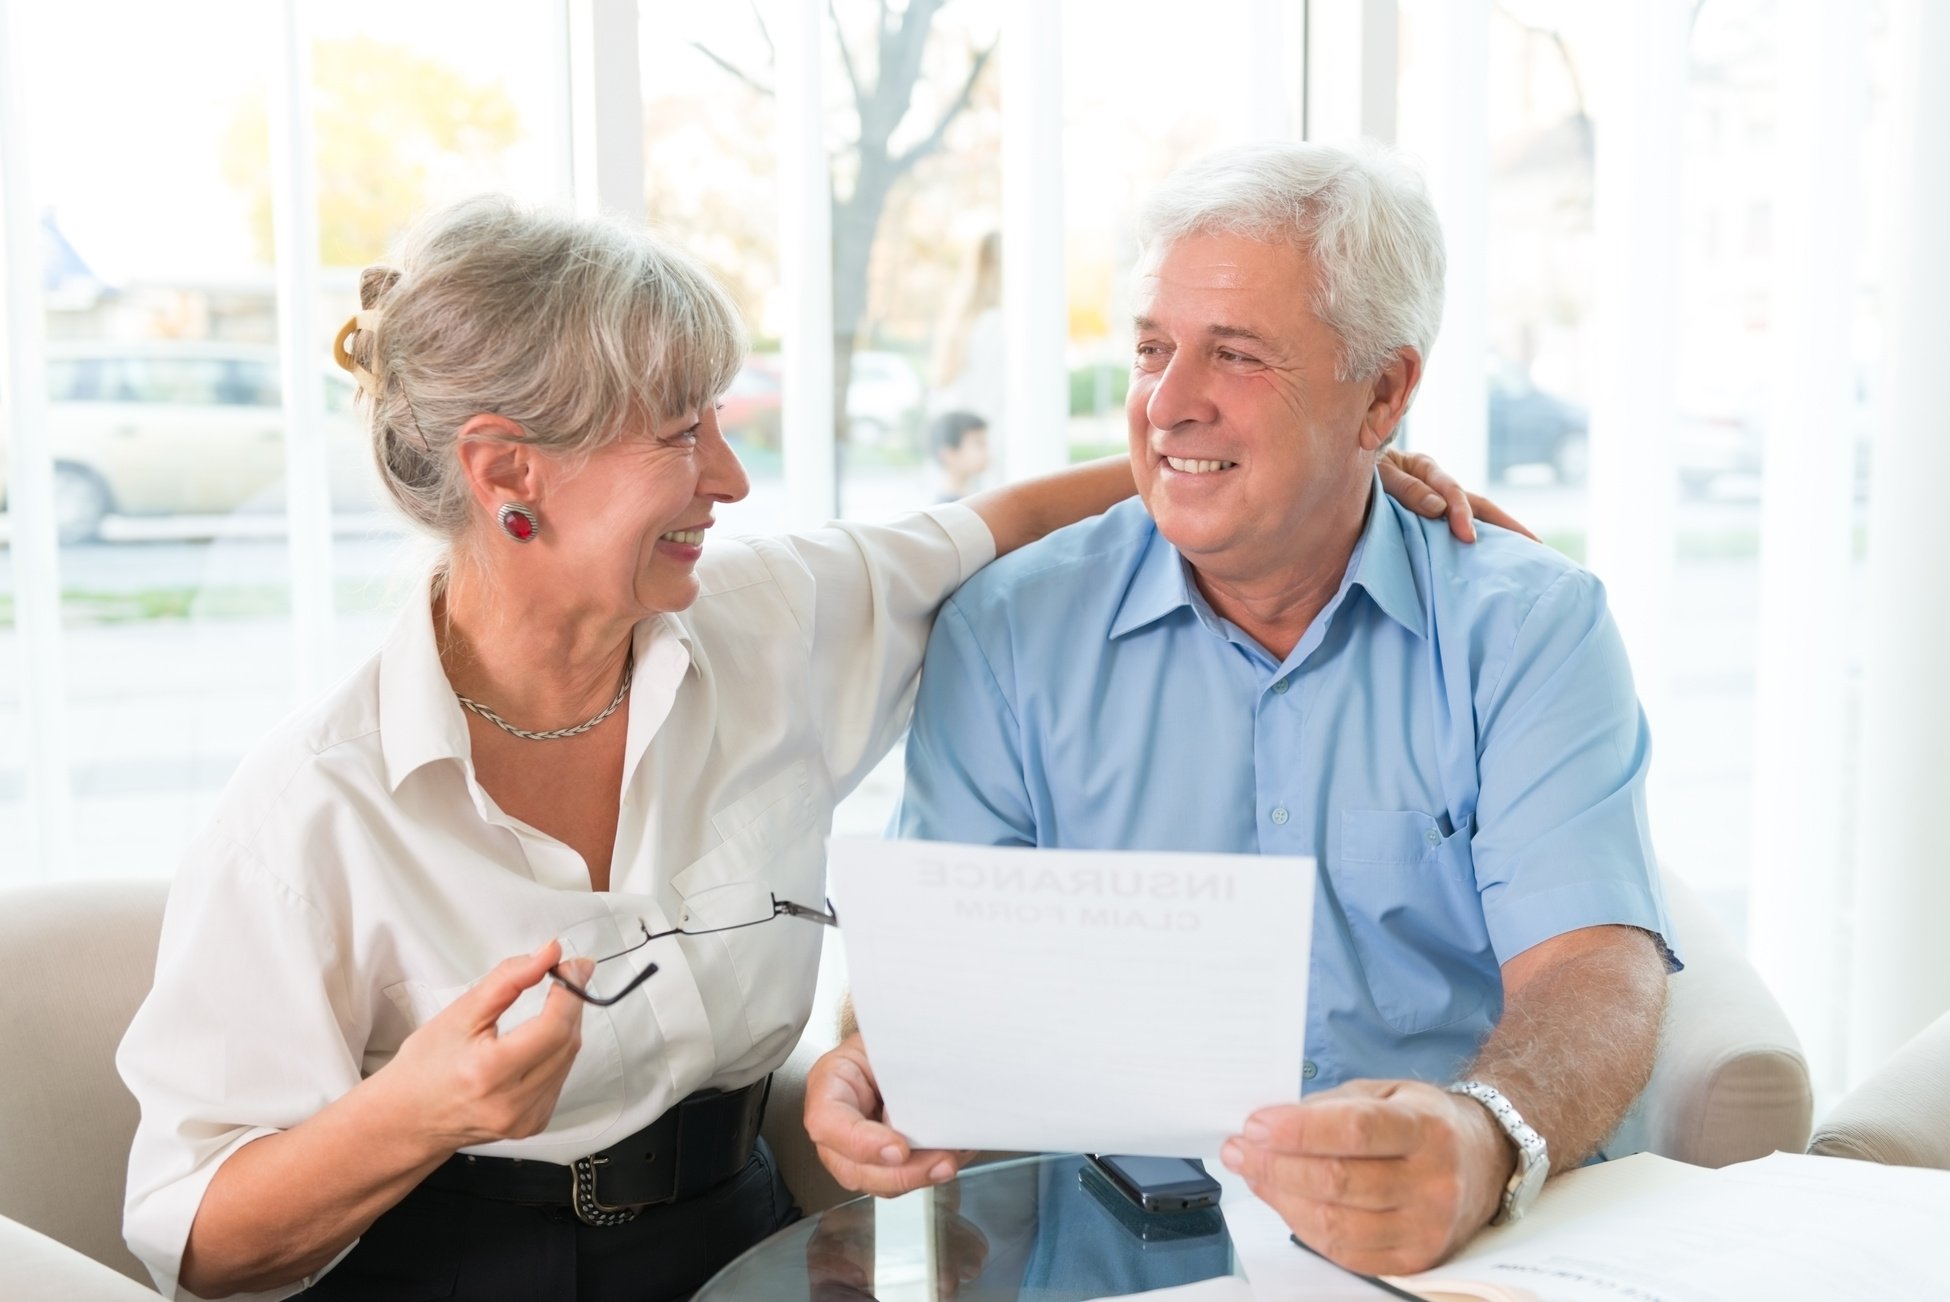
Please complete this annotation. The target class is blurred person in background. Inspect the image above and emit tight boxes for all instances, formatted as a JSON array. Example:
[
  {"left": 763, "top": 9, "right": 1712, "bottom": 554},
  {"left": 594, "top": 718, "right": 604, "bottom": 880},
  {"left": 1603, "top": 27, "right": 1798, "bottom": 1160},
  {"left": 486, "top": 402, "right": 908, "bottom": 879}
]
[
  {"left": 928, "top": 410, "right": 991, "bottom": 502},
  {"left": 928, "top": 230, "right": 1005, "bottom": 437}
]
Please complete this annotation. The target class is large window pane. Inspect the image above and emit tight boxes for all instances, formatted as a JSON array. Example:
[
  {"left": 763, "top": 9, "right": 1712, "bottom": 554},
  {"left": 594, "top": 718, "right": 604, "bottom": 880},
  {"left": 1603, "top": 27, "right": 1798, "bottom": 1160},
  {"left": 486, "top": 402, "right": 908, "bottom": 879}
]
[
  {"left": 640, "top": 0, "right": 782, "bottom": 537},
  {"left": 12, "top": 0, "right": 567, "bottom": 879},
  {"left": 22, "top": 0, "right": 292, "bottom": 877},
  {"left": 313, "top": 0, "right": 574, "bottom": 672},
  {"left": 1398, "top": 0, "right": 1893, "bottom": 950},
  {"left": 1063, "top": 0, "right": 1260, "bottom": 466}
]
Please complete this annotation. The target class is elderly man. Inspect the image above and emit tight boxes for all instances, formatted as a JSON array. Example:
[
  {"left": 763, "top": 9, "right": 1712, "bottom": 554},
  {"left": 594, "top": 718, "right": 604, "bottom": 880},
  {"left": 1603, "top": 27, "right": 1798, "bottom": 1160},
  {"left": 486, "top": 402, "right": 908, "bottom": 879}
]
[{"left": 805, "top": 141, "right": 1675, "bottom": 1276}]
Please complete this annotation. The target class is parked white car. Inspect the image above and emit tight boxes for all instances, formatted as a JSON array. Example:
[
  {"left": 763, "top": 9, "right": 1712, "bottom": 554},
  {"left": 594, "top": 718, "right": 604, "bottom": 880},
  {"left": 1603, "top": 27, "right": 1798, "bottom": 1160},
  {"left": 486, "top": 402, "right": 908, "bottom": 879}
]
[{"left": 0, "top": 341, "right": 376, "bottom": 543}]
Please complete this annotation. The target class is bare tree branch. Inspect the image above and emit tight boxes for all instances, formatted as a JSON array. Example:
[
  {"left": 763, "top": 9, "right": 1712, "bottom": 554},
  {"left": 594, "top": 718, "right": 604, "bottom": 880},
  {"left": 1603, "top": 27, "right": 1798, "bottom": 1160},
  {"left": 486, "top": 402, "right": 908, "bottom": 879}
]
[
  {"left": 689, "top": 41, "right": 774, "bottom": 97},
  {"left": 830, "top": 0, "right": 866, "bottom": 111},
  {"left": 748, "top": 0, "right": 775, "bottom": 64},
  {"left": 891, "top": 41, "right": 994, "bottom": 175},
  {"left": 1493, "top": 4, "right": 1588, "bottom": 123}
]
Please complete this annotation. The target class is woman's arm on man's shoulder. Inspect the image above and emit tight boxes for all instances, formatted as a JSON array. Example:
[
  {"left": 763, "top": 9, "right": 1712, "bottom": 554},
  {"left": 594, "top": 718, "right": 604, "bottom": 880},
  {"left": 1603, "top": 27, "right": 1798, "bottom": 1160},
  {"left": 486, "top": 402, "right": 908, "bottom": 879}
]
[{"left": 962, "top": 449, "right": 1529, "bottom": 560}]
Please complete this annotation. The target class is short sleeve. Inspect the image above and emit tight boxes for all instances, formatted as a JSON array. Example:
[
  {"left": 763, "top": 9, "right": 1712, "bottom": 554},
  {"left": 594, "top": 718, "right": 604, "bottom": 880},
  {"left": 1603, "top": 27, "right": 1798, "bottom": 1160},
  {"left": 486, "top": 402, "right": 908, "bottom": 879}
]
[
  {"left": 1468, "top": 569, "right": 1678, "bottom": 970},
  {"left": 895, "top": 596, "right": 1038, "bottom": 846},
  {"left": 118, "top": 834, "right": 363, "bottom": 1302},
  {"left": 761, "top": 504, "right": 995, "bottom": 796}
]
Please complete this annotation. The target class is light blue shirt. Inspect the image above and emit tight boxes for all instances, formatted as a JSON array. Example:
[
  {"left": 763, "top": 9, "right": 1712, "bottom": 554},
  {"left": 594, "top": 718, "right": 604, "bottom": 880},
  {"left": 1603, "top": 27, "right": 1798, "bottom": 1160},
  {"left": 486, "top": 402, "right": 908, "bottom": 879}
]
[{"left": 897, "top": 477, "right": 1676, "bottom": 1092}]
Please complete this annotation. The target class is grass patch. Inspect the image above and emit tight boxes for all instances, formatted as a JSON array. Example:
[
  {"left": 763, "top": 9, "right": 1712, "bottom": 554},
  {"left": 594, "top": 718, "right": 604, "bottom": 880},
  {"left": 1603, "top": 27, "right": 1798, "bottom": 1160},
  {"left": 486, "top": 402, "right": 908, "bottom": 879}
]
[
  {"left": 1068, "top": 441, "right": 1129, "bottom": 463},
  {"left": 0, "top": 579, "right": 400, "bottom": 628}
]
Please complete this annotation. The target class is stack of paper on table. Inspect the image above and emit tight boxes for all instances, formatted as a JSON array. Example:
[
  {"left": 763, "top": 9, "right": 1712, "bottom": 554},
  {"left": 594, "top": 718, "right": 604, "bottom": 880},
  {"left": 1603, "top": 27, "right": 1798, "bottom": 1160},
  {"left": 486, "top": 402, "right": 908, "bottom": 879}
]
[
  {"left": 1215, "top": 1150, "right": 1950, "bottom": 1302},
  {"left": 826, "top": 837, "right": 1314, "bottom": 1157}
]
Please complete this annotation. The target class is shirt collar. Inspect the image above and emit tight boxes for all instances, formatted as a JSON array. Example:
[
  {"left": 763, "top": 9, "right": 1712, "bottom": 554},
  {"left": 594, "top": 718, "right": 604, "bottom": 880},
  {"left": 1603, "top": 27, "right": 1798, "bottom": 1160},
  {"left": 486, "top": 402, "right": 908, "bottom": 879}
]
[
  {"left": 378, "top": 572, "right": 473, "bottom": 792},
  {"left": 1347, "top": 473, "right": 1428, "bottom": 639},
  {"left": 378, "top": 572, "right": 696, "bottom": 793},
  {"left": 1107, "top": 472, "right": 1427, "bottom": 643},
  {"left": 1107, "top": 520, "right": 1195, "bottom": 641}
]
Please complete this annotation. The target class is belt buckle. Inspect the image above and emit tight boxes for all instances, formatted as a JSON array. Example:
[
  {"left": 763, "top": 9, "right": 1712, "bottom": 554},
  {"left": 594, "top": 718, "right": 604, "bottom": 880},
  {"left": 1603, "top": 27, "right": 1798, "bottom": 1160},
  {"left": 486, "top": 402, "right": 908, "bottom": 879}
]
[{"left": 570, "top": 1155, "right": 643, "bottom": 1227}]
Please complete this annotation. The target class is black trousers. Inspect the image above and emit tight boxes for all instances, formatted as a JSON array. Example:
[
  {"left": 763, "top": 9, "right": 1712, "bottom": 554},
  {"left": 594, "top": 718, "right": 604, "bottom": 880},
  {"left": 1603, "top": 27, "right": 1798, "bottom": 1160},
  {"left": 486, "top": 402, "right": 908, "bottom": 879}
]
[{"left": 298, "top": 1138, "right": 799, "bottom": 1302}]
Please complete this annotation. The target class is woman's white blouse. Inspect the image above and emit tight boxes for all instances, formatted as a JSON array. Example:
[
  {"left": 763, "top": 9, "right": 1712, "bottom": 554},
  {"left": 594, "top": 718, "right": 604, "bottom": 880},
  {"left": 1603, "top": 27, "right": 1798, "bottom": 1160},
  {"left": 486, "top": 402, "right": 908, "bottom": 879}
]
[{"left": 116, "top": 506, "right": 994, "bottom": 1301}]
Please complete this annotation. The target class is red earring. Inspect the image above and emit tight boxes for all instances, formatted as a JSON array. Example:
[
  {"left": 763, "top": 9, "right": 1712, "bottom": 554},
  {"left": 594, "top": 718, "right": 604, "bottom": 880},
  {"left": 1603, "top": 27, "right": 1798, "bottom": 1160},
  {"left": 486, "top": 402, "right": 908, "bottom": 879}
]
[{"left": 497, "top": 502, "right": 539, "bottom": 543}]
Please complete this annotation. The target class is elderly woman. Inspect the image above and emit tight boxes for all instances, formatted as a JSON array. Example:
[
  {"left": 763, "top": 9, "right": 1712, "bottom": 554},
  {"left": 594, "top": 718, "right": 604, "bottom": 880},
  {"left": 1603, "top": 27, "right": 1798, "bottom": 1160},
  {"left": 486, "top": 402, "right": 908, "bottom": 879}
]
[{"left": 116, "top": 198, "right": 1495, "bottom": 1302}]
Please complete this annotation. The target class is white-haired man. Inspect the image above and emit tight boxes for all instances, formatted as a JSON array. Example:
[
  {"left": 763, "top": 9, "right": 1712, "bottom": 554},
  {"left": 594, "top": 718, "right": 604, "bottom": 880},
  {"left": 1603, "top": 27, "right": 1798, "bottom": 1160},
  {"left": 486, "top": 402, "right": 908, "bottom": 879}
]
[{"left": 805, "top": 142, "right": 1675, "bottom": 1276}]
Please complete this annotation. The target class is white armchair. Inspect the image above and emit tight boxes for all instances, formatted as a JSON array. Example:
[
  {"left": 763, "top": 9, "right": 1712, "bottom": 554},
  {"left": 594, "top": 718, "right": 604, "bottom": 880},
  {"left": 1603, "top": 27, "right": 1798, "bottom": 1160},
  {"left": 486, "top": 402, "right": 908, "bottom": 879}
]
[
  {"left": 0, "top": 878, "right": 168, "bottom": 1298},
  {"left": 1621, "top": 867, "right": 1814, "bottom": 1166},
  {"left": 1809, "top": 1009, "right": 1950, "bottom": 1169}
]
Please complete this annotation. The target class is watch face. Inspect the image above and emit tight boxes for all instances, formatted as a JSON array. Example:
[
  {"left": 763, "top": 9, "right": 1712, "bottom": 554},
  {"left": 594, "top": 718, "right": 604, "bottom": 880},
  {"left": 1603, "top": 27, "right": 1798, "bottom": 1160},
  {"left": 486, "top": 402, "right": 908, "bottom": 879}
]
[{"left": 1506, "top": 1152, "right": 1550, "bottom": 1219}]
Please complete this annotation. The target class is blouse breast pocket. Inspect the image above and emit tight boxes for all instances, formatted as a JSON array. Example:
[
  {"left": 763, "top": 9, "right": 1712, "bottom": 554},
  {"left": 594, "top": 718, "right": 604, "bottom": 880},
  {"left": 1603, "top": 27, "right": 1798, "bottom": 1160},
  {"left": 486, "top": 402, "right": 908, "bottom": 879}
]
[
  {"left": 670, "top": 761, "right": 826, "bottom": 1058},
  {"left": 1330, "top": 808, "right": 1496, "bottom": 1036}
]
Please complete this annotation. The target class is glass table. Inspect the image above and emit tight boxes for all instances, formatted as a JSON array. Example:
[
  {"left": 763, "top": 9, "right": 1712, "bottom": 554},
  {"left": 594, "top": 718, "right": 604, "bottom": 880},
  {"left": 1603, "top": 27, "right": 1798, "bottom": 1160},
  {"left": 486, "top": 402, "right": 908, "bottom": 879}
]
[{"left": 695, "top": 1153, "right": 1246, "bottom": 1301}]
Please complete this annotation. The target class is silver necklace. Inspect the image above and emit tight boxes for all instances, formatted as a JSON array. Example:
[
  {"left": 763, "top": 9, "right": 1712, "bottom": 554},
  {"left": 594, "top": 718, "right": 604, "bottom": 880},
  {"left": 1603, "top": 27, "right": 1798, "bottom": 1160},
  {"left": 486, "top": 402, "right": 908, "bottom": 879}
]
[{"left": 456, "top": 650, "right": 634, "bottom": 742}]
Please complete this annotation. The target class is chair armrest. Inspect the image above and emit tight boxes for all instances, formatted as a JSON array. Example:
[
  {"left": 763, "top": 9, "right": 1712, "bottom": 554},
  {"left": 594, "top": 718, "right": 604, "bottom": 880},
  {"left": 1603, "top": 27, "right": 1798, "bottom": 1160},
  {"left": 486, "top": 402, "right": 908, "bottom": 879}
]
[
  {"left": 0, "top": 1216, "right": 160, "bottom": 1300},
  {"left": 1811, "top": 1009, "right": 1950, "bottom": 1169},
  {"left": 1628, "top": 870, "right": 1813, "bottom": 1166}
]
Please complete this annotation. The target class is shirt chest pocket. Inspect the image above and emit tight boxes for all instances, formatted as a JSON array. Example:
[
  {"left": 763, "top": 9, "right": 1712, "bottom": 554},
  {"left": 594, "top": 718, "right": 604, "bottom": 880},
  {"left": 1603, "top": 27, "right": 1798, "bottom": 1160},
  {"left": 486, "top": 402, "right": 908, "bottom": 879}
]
[
  {"left": 669, "top": 761, "right": 825, "bottom": 1058},
  {"left": 1330, "top": 809, "right": 1496, "bottom": 1035}
]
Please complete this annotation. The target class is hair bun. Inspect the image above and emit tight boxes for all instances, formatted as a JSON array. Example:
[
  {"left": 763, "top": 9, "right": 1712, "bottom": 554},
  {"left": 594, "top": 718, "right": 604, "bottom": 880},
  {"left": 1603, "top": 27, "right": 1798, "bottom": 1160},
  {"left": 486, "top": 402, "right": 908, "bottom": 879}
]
[{"left": 359, "top": 265, "right": 403, "bottom": 310}]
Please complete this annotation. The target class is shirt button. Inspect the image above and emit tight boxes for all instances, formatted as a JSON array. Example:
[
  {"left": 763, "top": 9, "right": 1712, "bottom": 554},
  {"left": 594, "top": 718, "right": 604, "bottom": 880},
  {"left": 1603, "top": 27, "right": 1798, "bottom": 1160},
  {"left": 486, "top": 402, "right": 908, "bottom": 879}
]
[
  {"left": 1302, "top": 1060, "right": 1318, "bottom": 1080},
  {"left": 1425, "top": 827, "right": 1442, "bottom": 845},
  {"left": 1270, "top": 806, "right": 1290, "bottom": 826},
  {"left": 1272, "top": 677, "right": 1290, "bottom": 695}
]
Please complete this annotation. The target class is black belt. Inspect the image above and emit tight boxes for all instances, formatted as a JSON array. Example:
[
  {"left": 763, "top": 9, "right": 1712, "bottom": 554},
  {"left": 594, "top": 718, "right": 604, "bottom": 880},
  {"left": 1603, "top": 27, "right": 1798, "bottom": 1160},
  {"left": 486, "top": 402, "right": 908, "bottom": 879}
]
[{"left": 422, "top": 1077, "right": 770, "bottom": 1227}]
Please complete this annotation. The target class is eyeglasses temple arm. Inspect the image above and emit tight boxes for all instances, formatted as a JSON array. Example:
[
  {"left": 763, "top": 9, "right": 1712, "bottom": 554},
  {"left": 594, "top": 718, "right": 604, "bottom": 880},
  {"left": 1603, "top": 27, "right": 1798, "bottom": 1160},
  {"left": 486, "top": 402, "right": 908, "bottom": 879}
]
[{"left": 774, "top": 897, "right": 840, "bottom": 927}]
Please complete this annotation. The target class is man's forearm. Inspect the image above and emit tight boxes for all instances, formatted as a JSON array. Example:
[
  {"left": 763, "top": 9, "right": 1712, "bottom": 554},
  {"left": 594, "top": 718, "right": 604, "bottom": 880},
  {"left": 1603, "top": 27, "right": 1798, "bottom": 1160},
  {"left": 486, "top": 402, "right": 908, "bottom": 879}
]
[{"left": 1465, "top": 925, "right": 1669, "bottom": 1170}]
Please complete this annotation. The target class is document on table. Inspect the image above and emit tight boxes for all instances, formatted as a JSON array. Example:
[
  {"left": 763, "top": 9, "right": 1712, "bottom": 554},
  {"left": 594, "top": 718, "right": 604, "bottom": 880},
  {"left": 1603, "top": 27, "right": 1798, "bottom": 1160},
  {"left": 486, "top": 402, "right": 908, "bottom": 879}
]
[
  {"left": 1389, "top": 1150, "right": 1950, "bottom": 1301},
  {"left": 826, "top": 837, "right": 1313, "bottom": 1158},
  {"left": 1216, "top": 1149, "right": 1950, "bottom": 1302}
]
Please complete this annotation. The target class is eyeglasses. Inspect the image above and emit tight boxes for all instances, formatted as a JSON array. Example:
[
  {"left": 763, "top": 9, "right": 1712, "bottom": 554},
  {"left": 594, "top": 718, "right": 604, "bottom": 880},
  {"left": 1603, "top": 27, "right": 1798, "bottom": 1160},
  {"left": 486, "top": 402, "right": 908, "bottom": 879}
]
[{"left": 550, "top": 893, "right": 840, "bottom": 1007}]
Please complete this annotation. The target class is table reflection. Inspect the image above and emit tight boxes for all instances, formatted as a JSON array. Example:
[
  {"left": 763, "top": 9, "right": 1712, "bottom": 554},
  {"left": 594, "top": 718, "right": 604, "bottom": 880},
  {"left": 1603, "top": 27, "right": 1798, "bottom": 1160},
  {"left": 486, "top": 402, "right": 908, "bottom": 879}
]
[{"left": 697, "top": 1154, "right": 1242, "bottom": 1302}]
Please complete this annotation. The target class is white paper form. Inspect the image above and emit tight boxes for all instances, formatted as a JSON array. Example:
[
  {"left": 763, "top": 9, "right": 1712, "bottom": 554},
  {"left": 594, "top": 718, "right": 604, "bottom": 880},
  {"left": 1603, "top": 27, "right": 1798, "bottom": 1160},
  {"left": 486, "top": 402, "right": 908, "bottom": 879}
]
[
  {"left": 1386, "top": 1151, "right": 1950, "bottom": 1301},
  {"left": 827, "top": 837, "right": 1314, "bottom": 1158}
]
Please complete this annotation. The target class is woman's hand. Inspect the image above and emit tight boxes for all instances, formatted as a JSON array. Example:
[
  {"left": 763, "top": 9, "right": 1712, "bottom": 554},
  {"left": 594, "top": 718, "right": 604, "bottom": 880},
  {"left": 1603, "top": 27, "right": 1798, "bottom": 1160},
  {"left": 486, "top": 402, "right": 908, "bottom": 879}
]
[
  {"left": 1380, "top": 448, "right": 1538, "bottom": 543},
  {"left": 384, "top": 940, "right": 592, "bottom": 1149}
]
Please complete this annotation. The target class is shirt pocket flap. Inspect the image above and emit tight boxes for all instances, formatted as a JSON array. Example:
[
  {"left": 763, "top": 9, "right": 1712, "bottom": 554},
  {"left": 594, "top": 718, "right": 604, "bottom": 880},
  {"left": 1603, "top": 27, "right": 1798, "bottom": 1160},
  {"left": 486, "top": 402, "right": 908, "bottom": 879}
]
[
  {"left": 677, "top": 761, "right": 820, "bottom": 899},
  {"left": 1339, "top": 808, "right": 1452, "bottom": 864},
  {"left": 710, "top": 762, "right": 815, "bottom": 843}
]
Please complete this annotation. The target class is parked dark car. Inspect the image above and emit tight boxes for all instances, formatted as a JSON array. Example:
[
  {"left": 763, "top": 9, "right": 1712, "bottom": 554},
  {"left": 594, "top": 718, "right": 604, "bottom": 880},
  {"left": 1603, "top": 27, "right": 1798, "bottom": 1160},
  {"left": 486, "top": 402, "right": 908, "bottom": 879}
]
[{"left": 1488, "top": 357, "right": 1588, "bottom": 484}]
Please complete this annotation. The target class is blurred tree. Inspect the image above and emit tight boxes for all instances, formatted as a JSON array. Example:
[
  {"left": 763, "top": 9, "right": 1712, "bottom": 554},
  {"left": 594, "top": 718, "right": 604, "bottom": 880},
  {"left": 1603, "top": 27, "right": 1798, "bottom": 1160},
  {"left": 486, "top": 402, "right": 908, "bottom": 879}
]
[
  {"left": 696, "top": 0, "right": 994, "bottom": 455},
  {"left": 221, "top": 37, "right": 520, "bottom": 268}
]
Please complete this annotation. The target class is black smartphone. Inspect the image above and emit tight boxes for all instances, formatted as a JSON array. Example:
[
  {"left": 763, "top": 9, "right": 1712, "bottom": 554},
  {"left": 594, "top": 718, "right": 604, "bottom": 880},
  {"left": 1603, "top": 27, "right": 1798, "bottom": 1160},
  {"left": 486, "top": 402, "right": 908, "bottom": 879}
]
[
  {"left": 1083, "top": 1154, "right": 1222, "bottom": 1213},
  {"left": 1078, "top": 1162, "right": 1226, "bottom": 1244}
]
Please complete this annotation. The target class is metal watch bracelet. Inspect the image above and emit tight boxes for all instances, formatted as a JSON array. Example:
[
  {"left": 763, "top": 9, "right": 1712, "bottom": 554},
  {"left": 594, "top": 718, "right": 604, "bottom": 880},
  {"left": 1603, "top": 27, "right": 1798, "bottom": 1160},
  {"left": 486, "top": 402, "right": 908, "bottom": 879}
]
[{"left": 1446, "top": 1079, "right": 1551, "bottom": 1224}]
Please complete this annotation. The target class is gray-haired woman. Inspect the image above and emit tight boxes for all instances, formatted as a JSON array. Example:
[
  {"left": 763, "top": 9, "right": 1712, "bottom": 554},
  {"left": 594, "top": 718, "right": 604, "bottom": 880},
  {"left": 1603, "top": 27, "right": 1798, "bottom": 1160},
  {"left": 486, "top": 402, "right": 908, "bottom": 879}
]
[{"left": 115, "top": 197, "right": 1494, "bottom": 1302}]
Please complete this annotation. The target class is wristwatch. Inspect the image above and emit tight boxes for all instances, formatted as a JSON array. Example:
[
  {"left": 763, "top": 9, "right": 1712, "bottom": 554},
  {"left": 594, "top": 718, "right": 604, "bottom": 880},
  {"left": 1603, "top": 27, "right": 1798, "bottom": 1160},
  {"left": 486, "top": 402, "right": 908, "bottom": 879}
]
[{"left": 1445, "top": 1080, "right": 1550, "bottom": 1225}]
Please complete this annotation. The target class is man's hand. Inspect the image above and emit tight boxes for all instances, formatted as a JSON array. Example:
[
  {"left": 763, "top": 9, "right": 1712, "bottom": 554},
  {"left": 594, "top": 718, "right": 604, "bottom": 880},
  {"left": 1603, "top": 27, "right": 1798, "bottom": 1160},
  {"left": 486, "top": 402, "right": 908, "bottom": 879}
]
[
  {"left": 1380, "top": 447, "right": 1538, "bottom": 543},
  {"left": 1219, "top": 1079, "right": 1514, "bottom": 1277},
  {"left": 805, "top": 1033, "right": 974, "bottom": 1196}
]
